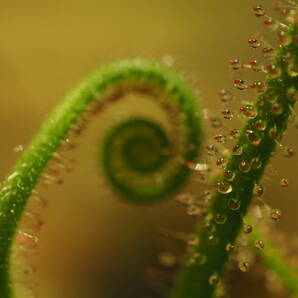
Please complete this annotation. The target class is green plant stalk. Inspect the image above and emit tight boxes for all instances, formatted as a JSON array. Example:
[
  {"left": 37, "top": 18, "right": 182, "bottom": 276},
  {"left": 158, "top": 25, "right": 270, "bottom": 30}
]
[
  {"left": 170, "top": 23, "right": 298, "bottom": 298},
  {"left": 0, "top": 58, "right": 202, "bottom": 298},
  {"left": 249, "top": 227, "right": 298, "bottom": 296}
]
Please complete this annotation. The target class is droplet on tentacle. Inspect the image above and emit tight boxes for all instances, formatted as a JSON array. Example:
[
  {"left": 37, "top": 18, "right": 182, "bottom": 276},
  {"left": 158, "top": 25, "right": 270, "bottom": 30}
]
[
  {"left": 283, "top": 147, "right": 295, "bottom": 158},
  {"left": 226, "top": 243, "right": 237, "bottom": 253},
  {"left": 240, "top": 105, "right": 258, "bottom": 119},
  {"left": 239, "top": 261, "right": 251, "bottom": 272},
  {"left": 223, "top": 169, "right": 235, "bottom": 181},
  {"left": 214, "top": 181, "right": 233, "bottom": 194},
  {"left": 214, "top": 213, "right": 227, "bottom": 225},
  {"left": 208, "top": 234, "right": 217, "bottom": 244},
  {"left": 232, "top": 144, "right": 243, "bottom": 155},
  {"left": 255, "top": 240, "right": 265, "bottom": 250},
  {"left": 209, "top": 273, "right": 219, "bottom": 286},
  {"left": 218, "top": 89, "right": 232, "bottom": 102},
  {"left": 243, "top": 225, "right": 253, "bottom": 234},
  {"left": 253, "top": 184, "right": 264, "bottom": 196},
  {"left": 262, "top": 47, "right": 274, "bottom": 56},
  {"left": 229, "top": 59, "right": 241, "bottom": 70},
  {"left": 250, "top": 81, "right": 265, "bottom": 93},
  {"left": 214, "top": 134, "right": 227, "bottom": 144},
  {"left": 280, "top": 178, "right": 289, "bottom": 187},
  {"left": 269, "top": 126, "right": 281, "bottom": 140},
  {"left": 265, "top": 64, "right": 281, "bottom": 77},
  {"left": 216, "top": 157, "right": 227, "bottom": 169},
  {"left": 253, "top": 5, "right": 266, "bottom": 17},
  {"left": 271, "top": 208, "right": 283, "bottom": 221},
  {"left": 248, "top": 39, "right": 262, "bottom": 48},
  {"left": 229, "top": 129, "right": 240, "bottom": 139},
  {"left": 251, "top": 157, "right": 262, "bottom": 169},
  {"left": 227, "top": 198, "right": 241, "bottom": 210},
  {"left": 255, "top": 119, "right": 267, "bottom": 131},
  {"left": 234, "top": 79, "right": 249, "bottom": 90},
  {"left": 189, "top": 252, "right": 207, "bottom": 265},
  {"left": 271, "top": 103, "right": 283, "bottom": 115},
  {"left": 221, "top": 109, "right": 234, "bottom": 120},
  {"left": 247, "top": 60, "right": 263, "bottom": 72},
  {"left": 239, "top": 160, "right": 251, "bottom": 173},
  {"left": 205, "top": 145, "right": 218, "bottom": 156}
]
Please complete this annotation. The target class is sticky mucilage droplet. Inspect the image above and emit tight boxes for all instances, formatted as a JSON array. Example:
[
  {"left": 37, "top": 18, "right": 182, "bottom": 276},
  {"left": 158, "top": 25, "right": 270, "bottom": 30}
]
[
  {"left": 271, "top": 208, "right": 283, "bottom": 221},
  {"left": 205, "top": 145, "right": 218, "bottom": 156},
  {"left": 253, "top": 184, "right": 264, "bottom": 196},
  {"left": 217, "top": 89, "right": 233, "bottom": 102},
  {"left": 226, "top": 243, "right": 237, "bottom": 253},
  {"left": 234, "top": 79, "right": 248, "bottom": 90},
  {"left": 243, "top": 224, "right": 253, "bottom": 234},
  {"left": 214, "top": 213, "right": 227, "bottom": 225},
  {"left": 239, "top": 160, "right": 251, "bottom": 173},
  {"left": 214, "top": 181, "right": 233, "bottom": 194},
  {"left": 223, "top": 169, "right": 235, "bottom": 181},
  {"left": 253, "top": 5, "right": 266, "bottom": 17},
  {"left": 239, "top": 261, "right": 251, "bottom": 272},
  {"left": 248, "top": 38, "right": 262, "bottom": 48},
  {"left": 209, "top": 273, "right": 219, "bottom": 286},
  {"left": 227, "top": 198, "right": 241, "bottom": 210}
]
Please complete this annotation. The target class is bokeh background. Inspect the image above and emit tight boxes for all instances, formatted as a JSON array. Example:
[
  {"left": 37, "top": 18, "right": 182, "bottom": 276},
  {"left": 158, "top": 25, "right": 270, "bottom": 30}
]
[{"left": 0, "top": 0, "right": 297, "bottom": 297}]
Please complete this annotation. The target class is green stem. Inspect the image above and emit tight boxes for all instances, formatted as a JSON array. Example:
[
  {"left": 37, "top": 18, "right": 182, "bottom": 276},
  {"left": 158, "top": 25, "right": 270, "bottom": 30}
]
[
  {"left": 0, "top": 58, "right": 202, "bottom": 298},
  {"left": 249, "top": 226, "right": 298, "bottom": 296},
  {"left": 170, "top": 22, "right": 298, "bottom": 298}
]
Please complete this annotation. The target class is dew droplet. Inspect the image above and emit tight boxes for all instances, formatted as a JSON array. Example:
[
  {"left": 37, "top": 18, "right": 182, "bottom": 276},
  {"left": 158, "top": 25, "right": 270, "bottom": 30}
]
[
  {"left": 209, "top": 116, "right": 223, "bottom": 128},
  {"left": 221, "top": 109, "right": 234, "bottom": 120},
  {"left": 229, "top": 129, "right": 240, "bottom": 139},
  {"left": 227, "top": 198, "right": 241, "bottom": 210},
  {"left": 240, "top": 105, "right": 258, "bottom": 119},
  {"left": 239, "top": 160, "right": 251, "bottom": 173},
  {"left": 250, "top": 81, "right": 265, "bottom": 93},
  {"left": 280, "top": 178, "right": 289, "bottom": 187},
  {"left": 226, "top": 243, "right": 237, "bottom": 253},
  {"left": 269, "top": 126, "right": 281, "bottom": 140},
  {"left": 232, "top": 144, "right": 243, "bottom": 155},
  {"left": 271, "top": 208, "right": 283, "bottom": 221},
  {"left": 271, "top": 103, "right": 283, "bottom": 115},
  {"left": 216, "top": 157, "right": 227, "bottom": 169},
  {"left": 234, "top": 79, "right": 248, "bottom": 90},
  {"left": 263, "top": 18, "right": 277, "bottom": 30},
  {"left": 243, "top": 224, "right": 253, "bottom": 234},
  {"left": 253, "top": 184, "right": 264, "bottom": 196},
  {"left": 205, "top": 145, "right": 218, "bottom": 156},
  {"left": 223, "top": 169, "right": 235, "bottom": 181},
  {"left": 253, "top": 5, "right": 266, "bottom": 17},
  {"left": 214, "top": 181, "right": 233, "bottom": 194},
  {"left": 262, "top": 47, "right": 274, "bottom": 56},
  {"left": 265, "top": 64, "right": 281, "bottom": 77},
  {"left": 214, "top": 213, "right": 227, "bottom": 225},
  {"left": 218, "top": 89, "right": 232, "bottom": 102},
  {"left": 214, "top": 134, "right": 227, "bottom": 144},
  {"left": 239, "top": 261, "right": 251, "bottom": 272},
  {"left": 283, "top": 147, "right": 295, "bottom": 158},
  {"left": 208, "top": 234, "right": 217, "bottom": 244},
  {"left": 248, "top": 39, "right": 262, "bottom": 48},
  {"left": 248, "top": 60, "right": 263, "bottom": 72},
  {"left": 209, "top": 273, "right": 219, "bottom": 286},
  {"left": 255, "top": 119, "right": 267, "bottom": 131},
  {"left": 255, "top": 240, "right": 265, "bottom": 250},
  {"left": 229, "top": 59, "right": 241, "bottom": 70}
]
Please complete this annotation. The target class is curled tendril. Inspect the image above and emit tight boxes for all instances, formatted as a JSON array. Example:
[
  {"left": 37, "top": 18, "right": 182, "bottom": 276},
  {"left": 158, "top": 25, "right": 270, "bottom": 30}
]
[{"left": 0, "top": 58, "right": 202, "bottom": 298}]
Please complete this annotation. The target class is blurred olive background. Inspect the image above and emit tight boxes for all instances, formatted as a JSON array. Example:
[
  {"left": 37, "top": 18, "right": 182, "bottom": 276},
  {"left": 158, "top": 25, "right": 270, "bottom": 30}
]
[{"left": 1, "top": 0, "right": 298, "bottom": 297}]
